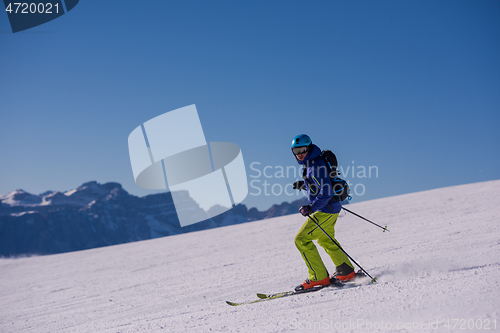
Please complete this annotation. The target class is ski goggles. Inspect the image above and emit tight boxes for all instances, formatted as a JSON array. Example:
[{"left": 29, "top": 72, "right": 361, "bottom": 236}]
[{"left": 292, "top": 146, "right": 310, "bottom": 155}]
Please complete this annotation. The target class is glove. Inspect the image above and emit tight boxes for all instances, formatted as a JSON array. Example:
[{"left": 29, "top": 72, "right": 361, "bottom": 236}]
[
  {"left": 293, "top": 180, "right": 305, "bottom": 191},
  {"left": 299, "top": 205, "right": 313, "bottom": 217}
]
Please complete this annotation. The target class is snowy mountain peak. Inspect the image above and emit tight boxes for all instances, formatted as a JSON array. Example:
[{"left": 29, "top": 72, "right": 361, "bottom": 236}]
[
  {"left": 0, "top": 182, "right": 128, "bottom": 208},
  {"left": 76, "top": 181, "right": 122, "bottom": 191},
  {"left": 0, "top": 189, "right": 42, "bottom": 206},
  {"left": 50, "top": 181, "right": 126, "bottom": 206}
]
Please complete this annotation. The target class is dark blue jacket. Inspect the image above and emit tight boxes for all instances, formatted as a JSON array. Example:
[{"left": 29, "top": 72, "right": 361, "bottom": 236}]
[{"left": 297, "top": 144, "right": 342, "bottom": 214}]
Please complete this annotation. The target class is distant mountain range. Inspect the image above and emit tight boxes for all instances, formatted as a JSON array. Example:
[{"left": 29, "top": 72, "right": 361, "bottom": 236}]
[{"left": 0, "top": 181, "right": 310, "bottom": 257}]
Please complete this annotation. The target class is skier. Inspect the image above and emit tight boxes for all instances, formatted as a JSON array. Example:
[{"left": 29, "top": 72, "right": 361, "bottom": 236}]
[{"left": 291, "top": 134, "right": 355, "bottom": 291}]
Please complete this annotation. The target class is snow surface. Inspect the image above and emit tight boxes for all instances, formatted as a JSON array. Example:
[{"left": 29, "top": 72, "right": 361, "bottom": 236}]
[{"left": 1, "top": 180, "right": 499, "bottom": 333}]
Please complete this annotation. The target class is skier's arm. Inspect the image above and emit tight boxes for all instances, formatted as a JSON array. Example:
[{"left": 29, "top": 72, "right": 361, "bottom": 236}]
[{"left": 308, "top": 165, "right": 333, "bottom": 211}]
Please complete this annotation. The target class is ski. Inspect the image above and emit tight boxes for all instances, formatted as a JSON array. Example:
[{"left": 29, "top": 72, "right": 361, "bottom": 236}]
[
  {"left": 226, "top": 281, "right": 345, "bottom": 306},
  {"left": 255, "top": 271, "right": 375, "bottom": 301},
  {"left": 226, "top": 292, "right": 295, "bottom": 306},
  {"left": 226, "top": 273, "right": 378, "bottom": 306},
  {"left": 256, "top": 280, "right": 345, "bottom": 299}
]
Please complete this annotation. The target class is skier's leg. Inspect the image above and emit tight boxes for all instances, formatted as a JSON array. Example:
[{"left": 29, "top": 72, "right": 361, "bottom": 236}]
[
  {"left": 315, "top": 212, "right": 355, "bottom": 280},
  {"left": 294, "top": 216, "right": 329, "bottom": 282}
]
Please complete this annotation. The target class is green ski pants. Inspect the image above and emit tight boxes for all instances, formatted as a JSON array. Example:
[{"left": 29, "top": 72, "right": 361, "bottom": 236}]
[{"left": 294, "top": 211, "right": 354, "bottom": 282}]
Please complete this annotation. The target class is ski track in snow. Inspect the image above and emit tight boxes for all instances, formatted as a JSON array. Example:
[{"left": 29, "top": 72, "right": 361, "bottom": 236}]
[{"left": 1, "top": 180, "right": 499, "bottom": 333}]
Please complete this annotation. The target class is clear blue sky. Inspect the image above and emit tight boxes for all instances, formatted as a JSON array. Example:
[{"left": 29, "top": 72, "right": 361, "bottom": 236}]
[{"left": 1, "top": 0, "right": 499, "bottom": 210}]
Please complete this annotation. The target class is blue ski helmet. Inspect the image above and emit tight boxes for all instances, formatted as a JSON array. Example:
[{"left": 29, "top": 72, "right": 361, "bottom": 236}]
[
  {"left": 291, "top": 134, "right": 312, "bottom": 155},
  {"left": 291, "top": 134, "right": 312, "bottom": 148}
]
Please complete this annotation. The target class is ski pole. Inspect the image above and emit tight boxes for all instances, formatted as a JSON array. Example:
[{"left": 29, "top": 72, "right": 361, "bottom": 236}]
[
  {"left": 343, "top": 207, "right": 389, "bottom": 232},
  {"left": 307, "top": 213, "right": 377, "bottom": 284}
]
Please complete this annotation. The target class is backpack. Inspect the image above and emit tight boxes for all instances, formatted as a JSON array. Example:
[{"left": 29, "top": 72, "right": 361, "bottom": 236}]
[
  {"left": 302, "top": 150, "right": 350, "bottom": 202},
  {"left": 320, "top": 150, "right": 350, "bottom": 202}
]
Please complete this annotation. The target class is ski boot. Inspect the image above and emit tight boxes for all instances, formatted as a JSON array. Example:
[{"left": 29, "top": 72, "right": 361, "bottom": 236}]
[{"left": 294, "top": 276, "right": 331, "bottom": 291}]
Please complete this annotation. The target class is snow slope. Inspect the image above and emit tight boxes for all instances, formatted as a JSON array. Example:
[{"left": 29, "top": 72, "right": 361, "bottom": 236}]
[{"left": 1, "top": 180, "right": 499, "bottom": 333}]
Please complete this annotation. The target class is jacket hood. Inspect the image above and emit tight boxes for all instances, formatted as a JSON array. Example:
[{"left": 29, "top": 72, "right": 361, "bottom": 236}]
[{"left": 296, "top": 144, "right": 322, "bottom": 165}]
